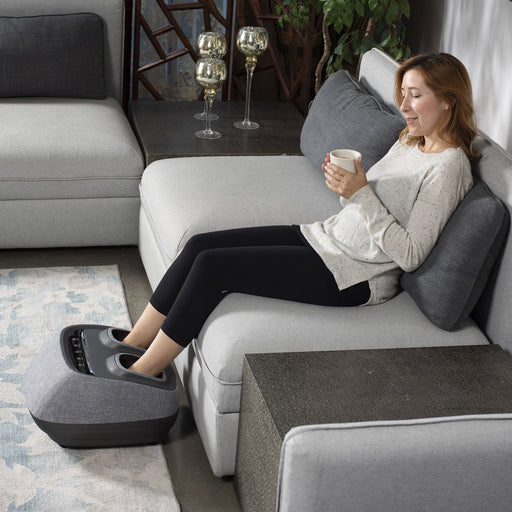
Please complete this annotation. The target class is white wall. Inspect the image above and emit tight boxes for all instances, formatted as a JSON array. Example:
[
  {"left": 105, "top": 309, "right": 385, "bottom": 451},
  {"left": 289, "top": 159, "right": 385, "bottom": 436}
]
[{"left": 407, "top": 0, "right": 512, "bottom": 154}]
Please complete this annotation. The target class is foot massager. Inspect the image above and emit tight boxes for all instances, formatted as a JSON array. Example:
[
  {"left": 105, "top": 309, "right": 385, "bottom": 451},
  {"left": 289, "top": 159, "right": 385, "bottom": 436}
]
[{"left": 23, "top": 325, "right": 180, "bottom": 448}]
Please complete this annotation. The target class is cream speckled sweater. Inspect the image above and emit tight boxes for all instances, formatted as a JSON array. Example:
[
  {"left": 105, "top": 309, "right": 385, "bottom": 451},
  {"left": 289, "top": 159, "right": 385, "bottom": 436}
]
[{"left": 300, "top": 140, "right": 473, "bottom": 305}]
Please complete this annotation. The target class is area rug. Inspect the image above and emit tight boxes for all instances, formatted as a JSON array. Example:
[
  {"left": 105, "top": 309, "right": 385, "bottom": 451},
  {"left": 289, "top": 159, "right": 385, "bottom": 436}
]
[{"left": 0, "top": 265, "right": 180, "bottom": 511}]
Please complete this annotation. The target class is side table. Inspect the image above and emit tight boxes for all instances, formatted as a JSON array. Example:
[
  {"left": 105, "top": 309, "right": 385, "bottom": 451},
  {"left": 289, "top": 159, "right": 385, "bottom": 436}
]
[
  {"left": 128, "top": 100, "right": 304, "bottom": 165},
  {"left": 234, "top": 345, "right": 512, "bottom": 512}
]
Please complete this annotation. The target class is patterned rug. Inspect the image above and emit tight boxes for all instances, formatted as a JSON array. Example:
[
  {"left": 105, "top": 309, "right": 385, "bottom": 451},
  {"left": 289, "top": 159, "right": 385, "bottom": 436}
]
[{"left": 0, "top": 265, "right": 180, "bottom": 511}]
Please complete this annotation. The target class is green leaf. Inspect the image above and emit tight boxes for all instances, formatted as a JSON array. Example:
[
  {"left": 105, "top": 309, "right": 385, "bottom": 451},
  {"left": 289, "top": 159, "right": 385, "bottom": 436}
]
[
  {"left": 344, "top": 11, "right": 354, "bottom": 28},
  {"left": 390, "top": 47, "right": 404, "bottom": 60},
  {"left": 386, "top": 1, "right": 400, "bottom": 25},
  {"left": 334, "top": 41, "right": 345, "bottom": 56},
  {"left": 355, "top": 1, "right": 365, "bottom": 18},
  {"left": 380, "top": 28, "right": 391, "bottom": 47},
  {"left": 399, "top": 0, "right": 410, "bottom": 18},
  {"left": 359, "top": 36, "right": 376, "bottom": 54},
  {"left": 322, "top": 0, "right": 335, "bottom": 11},
  {"left": 343, "top": 47, "right": 354, "bottom": 66},
  {"left": 386, "top": 35, "right": 399, "bottom": 48},
  {"left": 351, "top": 30, "right": 361, "bottom": 52},
  {"left": 368, "top": 0, "right": 379, "bottom": 11},
  {"left": 334, "top": 19, "right": 345, "bottom": 32},
  {"left": 373, "top": 4, "right": 386, "bottom": 22},
  {"left": 338, "top": 32, "right": 350, "bottom": 44}
]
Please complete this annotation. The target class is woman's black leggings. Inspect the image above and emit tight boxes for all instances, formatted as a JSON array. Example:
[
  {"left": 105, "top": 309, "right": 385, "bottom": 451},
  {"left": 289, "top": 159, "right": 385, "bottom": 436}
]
[{"left": 150, "top": 225, "right": 370, "bottom": 347}]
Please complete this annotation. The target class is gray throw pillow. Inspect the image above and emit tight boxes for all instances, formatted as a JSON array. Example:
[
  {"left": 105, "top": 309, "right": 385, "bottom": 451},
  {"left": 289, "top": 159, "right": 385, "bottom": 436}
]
[
  {"left": 0, "top": 13, "right": 106, "bottom": 99},
  {"left": 401, "top": 180, "right": 509, "bottom": 331},
  {"left": 300, "top": 70, "right": 405, "bottom": 171}
]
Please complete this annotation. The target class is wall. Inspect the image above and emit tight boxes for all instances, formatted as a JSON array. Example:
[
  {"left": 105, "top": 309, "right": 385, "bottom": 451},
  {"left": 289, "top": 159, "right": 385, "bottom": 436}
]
[{"left": 406, "top": 0, "right": 512, "bottom": 154}]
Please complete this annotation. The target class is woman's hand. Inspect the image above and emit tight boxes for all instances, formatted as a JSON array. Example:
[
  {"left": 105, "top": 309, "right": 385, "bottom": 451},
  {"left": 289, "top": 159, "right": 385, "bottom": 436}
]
[{"left": 323, "top": 153, "right": 368, "bottom": 199}]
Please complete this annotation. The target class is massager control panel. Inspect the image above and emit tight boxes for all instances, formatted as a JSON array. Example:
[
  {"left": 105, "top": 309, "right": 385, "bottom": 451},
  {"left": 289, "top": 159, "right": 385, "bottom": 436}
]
[{"left": 68, "top": 329, "right": 95, "bottom": 375}]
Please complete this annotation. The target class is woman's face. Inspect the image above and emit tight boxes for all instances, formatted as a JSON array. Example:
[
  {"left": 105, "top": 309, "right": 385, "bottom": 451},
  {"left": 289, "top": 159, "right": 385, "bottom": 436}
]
[{"left": 400, "top": 69, "right": 448, "bottom": 141}]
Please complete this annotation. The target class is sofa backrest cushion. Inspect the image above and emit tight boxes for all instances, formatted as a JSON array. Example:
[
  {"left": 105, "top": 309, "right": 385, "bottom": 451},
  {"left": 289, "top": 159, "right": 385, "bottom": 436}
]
[
  {"left": 401, "top": 179, "right": 509, "bottom": 331},
  {"left": 0, "top": 14, "right": 106, "bottom": 99},
  {"left": 469, "top": 136, "right": 512, "bottom": 351},
  {"left": 0, "top": 0, "right": 124, "bottom": 101},
  {"left": 300, "top": 70, "right": 405, "bottom": 172}
]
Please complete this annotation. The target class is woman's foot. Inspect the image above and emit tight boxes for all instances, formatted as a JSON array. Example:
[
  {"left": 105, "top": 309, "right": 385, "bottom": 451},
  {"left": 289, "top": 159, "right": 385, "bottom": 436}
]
[
  {"left": 123, "top": 303, "right": 167, "bottom": 350},
  {"left": 129, "top": 330, "right": 184, "bottom": 377}
]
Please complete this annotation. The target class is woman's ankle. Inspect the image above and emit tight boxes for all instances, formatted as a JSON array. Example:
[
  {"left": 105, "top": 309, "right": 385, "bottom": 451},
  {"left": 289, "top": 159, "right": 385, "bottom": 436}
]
[
  {"left": 129, "top": 358, "right": 162, "bottom": 377},
  {"left": 122, "top": 304, "right": 167, "bottom": 350},
  {"left": 123, "top": 332, "right": 148, "bottom": 349},
  {"left": 129, "top": 330, "right": 184, "bottom": 377}
]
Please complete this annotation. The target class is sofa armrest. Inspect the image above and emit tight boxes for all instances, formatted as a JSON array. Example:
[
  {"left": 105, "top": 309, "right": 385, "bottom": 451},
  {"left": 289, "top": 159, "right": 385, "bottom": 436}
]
[
  {"left": 277, "top": 415, "right": 512, "bottom": 512},
  {"left": 358, "top": 48, "right": 400, "bottom": 116}
]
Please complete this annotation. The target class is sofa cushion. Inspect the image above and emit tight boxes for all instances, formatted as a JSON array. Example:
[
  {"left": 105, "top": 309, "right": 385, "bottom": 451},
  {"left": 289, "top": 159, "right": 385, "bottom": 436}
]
[
  {"left": 401, "top": 180, "right": 509, "bottom": 331},
  {"left": 0, "top": 13, "right": 106, "bottom": 99},
  {"left": 300, "top": 70, "right": 405, "bottom": 171},
  {"left": 191, "top": 292, "right": 488, "bottom": 414},
  {"left": 0, "top": 97, "right": 143, "bottom": 200},
  {"left": 139, "top": 155, "right": 342, "bottom": 265}
]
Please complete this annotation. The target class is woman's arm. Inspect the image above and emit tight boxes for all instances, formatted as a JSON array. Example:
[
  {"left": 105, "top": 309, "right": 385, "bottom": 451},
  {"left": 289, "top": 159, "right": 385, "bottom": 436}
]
[{"left": 324, "top": 151, "right": 472, "bottom": 272}]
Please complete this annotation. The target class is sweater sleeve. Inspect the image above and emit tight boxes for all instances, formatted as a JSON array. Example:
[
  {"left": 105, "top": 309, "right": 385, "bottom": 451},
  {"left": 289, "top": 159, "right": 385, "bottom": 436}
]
[{"left": 345, "top": 151, "right": 472, "bottom": 272}]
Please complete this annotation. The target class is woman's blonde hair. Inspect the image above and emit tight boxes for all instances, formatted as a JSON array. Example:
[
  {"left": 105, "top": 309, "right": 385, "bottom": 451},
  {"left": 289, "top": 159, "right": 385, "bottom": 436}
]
[{"left": 394, "top": 53, "right": 480, "bottom": 160}]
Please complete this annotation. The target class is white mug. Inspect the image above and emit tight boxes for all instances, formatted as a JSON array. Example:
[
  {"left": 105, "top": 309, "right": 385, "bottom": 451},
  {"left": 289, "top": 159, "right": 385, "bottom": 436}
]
[{"left": 329, "top": 149, "right": 362, "bottom": 173}]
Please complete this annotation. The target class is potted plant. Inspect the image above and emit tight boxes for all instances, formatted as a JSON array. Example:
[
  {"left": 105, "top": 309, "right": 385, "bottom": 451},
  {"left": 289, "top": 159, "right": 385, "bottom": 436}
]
[{"left": 276, "top": 0, "right": 411, "bottom": 91}]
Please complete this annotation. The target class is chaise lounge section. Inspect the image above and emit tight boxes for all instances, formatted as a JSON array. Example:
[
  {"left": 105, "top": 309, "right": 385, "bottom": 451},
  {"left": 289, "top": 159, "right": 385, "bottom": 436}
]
[{"left": 138, "top": 48, "right": 512, "bottom": 485}]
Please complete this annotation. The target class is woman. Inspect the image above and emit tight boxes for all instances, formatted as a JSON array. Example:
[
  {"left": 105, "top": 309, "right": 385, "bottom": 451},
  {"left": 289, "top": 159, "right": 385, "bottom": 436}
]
[{"left": 123, "top": 53, "right": 479, "bottom": 377}]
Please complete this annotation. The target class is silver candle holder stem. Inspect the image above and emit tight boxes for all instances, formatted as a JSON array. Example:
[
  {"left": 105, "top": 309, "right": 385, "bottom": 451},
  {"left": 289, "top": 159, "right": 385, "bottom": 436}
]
[{"left": 234, "top": 26, "right": 269, "bottom": 130}]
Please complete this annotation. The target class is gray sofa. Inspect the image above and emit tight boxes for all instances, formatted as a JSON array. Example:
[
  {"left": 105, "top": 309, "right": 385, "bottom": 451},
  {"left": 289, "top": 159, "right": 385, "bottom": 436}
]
[
  {"left": 139, "top": 47, "right": 512, "bottom": 504},
  {"left": 0, "top": 0, "right": 144, "bottom": 248}
]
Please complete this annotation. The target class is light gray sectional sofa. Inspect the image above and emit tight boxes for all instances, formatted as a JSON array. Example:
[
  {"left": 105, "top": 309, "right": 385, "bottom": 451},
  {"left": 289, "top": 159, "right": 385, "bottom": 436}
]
[
  {"left": 0, "top": 0, "right": 144, "bottom": 248},
  {"left": 5, "top": 4, "right": 512, "bottom": 506},
  {"left": 139, "top": 48, "right": 512, "bottom": 508}
]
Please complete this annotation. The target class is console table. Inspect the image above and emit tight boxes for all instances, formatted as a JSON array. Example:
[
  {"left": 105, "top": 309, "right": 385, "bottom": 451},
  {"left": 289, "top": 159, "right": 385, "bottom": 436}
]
[
  {"left": 128, "top": 100, "right": 304, "bottom": 165},
  {"left": 234, "top": 345, "right": 512, "bottom": 512}
]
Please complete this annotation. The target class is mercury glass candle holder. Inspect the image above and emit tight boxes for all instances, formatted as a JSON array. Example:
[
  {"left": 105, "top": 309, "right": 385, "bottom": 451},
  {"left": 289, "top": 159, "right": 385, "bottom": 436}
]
[
  {"left": 194, "top": 57, "right": 227, "bottom": 139},
  {"left": 234, "top": 26, "right": 269, "bottom": 130},
  {"left": 194, "top": 32, "right": 227, "bottom": 121}
]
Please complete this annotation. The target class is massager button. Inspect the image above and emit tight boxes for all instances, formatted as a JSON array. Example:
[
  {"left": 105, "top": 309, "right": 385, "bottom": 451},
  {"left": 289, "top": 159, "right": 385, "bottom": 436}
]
[{"left": 75, "top": 360, "right": 93, "bottom": 375}]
